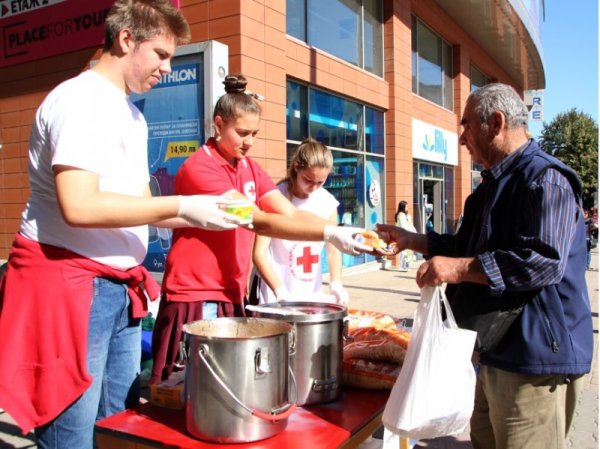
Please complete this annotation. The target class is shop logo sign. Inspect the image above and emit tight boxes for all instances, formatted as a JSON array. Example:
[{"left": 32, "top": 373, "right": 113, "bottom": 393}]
[
  {"left": 412, "top": 118, "right": 458, "bottom": 166},
  {"left": 368, "top": 180, "right": 381, "bottom": 207},
  {"left": 422, "top": 129, "right": 448, "bottom": 160},
  {"left": 155, "top": 63, "right": 198, "bottom": 89}
]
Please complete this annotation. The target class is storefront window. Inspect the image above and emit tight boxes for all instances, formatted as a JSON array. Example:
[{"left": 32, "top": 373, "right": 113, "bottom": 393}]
[
  {"left": 413, "top": 161, "right": 452, "bottom": 235},
  {"left": 411, "top": 15, "right": 453, "bottom": 110},
  {"left": 469, "top": 75, "right": 488, "bottom": 190},
  {"left": 365, "top": 106, "right": 384, "bottom": 154},
  {"left": 286, "top": 0, "right": 383, "bottom": 77},
  {"left": 287, "top": 80, "right": 385, "bottom": 268},
  {"left": 309, "top": 0, "right": 361, "bottom": 67},
  {"left": 286, "top": 82, "right": 308, "bottom": 141},
  {"left": 286, "top": 0, "right": 306, "bottom": 41},
  {"left": 470, "top": 65, "right": 491, "bottom": 92},
  {"left": 364, "top": 0, "right": 384, "bottom": 76},
  {"left": 444, "top": 166, "right": 455, "bottom": 233},
  {"left": 309, "top": 89, "right": 362, "bottom": 151}
]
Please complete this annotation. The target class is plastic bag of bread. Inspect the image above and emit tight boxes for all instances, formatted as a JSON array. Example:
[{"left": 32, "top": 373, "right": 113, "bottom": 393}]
[
  {"left": 349, "top": 327, "right": 411, "bottom": 348},
  {"left": 344, "top": 338, "right": 407, "bottom": 364},
  {"left": 346, "top": 327, "right": 411, "bottom": 362},
  {"left": 346, "top": 309, "right": 398, "bottom": 331},
  {"left": 342, "top": 358, "right": 401, "bottom": 390}
]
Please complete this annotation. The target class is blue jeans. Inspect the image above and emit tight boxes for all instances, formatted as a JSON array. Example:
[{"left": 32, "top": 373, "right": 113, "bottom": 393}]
[
  {"left": 35, "top": 277, "right": 141, "bottom": 449},
  {"left": 587, "top": 249, "right": 591, "bottom": 269},
  {"left": 203, "top": 301, "right": 218, "bottom": 319}
]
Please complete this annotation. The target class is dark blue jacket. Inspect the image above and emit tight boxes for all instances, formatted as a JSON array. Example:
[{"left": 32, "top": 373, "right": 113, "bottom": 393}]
[{"left": 433, "top": 140, "right": 593, "bottom": 375}]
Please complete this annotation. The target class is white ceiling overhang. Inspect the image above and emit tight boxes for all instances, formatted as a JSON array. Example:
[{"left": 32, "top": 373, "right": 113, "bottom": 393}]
[{"left": 433, "top": 0, "right": 545, "bottom": 90}]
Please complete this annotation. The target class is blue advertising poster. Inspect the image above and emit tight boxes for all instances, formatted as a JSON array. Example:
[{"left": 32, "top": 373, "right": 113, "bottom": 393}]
[
  {"left": 130, "top": 56, "right": 205, "bottom": 272},
  {"left": 365, "top": 156, "right": 384, "bottom": 230},
  {"left": 364, "top": 156, "right": 384, "bottom": 263}
]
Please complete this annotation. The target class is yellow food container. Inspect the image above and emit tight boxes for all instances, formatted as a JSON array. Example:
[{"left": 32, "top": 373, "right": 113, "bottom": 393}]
[{"left": 218, "top": 199, "right": 254, "bottom": 224}]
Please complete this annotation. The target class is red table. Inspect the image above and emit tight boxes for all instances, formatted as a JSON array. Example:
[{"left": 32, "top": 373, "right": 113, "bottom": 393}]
[{"left": 95, "top": 387, "right": 402, "bottom": 449}]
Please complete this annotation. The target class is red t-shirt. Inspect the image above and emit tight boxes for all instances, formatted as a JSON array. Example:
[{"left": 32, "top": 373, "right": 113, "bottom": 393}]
[{"left": 161, "top": 138, "right": 276, "bottom": 304}]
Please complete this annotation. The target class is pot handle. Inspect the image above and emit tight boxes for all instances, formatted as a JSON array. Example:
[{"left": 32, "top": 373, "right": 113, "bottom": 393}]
[
  {"left": 197, "top": 344, "right": 297, "bottom": 423},
  {"left": 174, "top": 341, "right": 188, "bottom": 369},
  {"left": 342, "top": 317, "right": 353, "bottom": 342}
]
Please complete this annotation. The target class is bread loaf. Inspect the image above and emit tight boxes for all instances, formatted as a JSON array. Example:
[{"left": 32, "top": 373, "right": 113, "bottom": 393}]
[{"left": 345, "top": 327, "right": 410, "bottom": 364}]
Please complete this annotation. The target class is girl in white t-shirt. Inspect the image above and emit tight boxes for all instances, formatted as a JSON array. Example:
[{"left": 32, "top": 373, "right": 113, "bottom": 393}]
[
  {"left": 252, "top": 138, "right": 348, "bottom": 304},
  {"left": 395, "top": 200, "right": 416, "bottom": 270}
]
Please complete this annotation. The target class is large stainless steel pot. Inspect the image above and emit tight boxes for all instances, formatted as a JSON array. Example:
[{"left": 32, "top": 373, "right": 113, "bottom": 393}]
[
  {"left": 182, "top": 317, "right": 296, "bottom": 443},
  {"left": 252, "top": 302, "right": 347, "bottom": 406}
]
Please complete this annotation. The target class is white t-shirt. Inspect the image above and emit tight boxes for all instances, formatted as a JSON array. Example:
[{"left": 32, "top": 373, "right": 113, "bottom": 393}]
[
  {"left": 397, "top": 212, "right": 416, "bottom": 232},
  {"left": 20, "top": 70, "right": 150, "bottom": 269},
  {"left": 258, "top": 183, "right": 339, "bottom": 304}
]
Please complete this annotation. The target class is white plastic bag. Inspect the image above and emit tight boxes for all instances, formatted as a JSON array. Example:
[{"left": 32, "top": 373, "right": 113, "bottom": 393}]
[{"left": 382, "top": 285, "right": 477, "bottom": 440}]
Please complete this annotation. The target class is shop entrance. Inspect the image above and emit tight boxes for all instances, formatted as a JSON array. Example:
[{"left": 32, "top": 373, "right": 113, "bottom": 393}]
[{"left": 420, "top": 179, "right": 443, "bottom": 233}]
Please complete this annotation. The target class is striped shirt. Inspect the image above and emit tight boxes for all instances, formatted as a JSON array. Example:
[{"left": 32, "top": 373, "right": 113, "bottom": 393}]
[
  {"left": 481, "top": 143, "right": 578, "bottom": 295},
  {"left": 433, "top": 140, "right": 579, "bottom": 296}
]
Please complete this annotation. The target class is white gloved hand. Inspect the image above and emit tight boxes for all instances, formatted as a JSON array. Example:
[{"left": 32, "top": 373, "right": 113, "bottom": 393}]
[
  {"left": 329, "top": 281, "right": 349, "bottom": 306},
  {"left": 274, "top": 285, "right": 293, "bottom": 302},
  {"left": 178, "top": 195, "right": 240, "bottom": 230},
  {"left": 323, "top": 225, "right": 372, "bottom": 255}
]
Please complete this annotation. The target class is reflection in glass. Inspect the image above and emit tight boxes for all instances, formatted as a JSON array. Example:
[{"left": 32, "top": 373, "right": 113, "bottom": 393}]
[
  {"left": 411, "top": 16, "right": 453, "bottom": 110},
  {"left": 287, "top": 0, "right": 383, "bottom": 76},
  {"left": 470, "top": 65, "right": 491, "bottom": 92},
  {"left": 364, "top": 0, "right": 383, "bottom": 76},
  {"left": 308, "top": 0, "right": 361, "bottom": 66},
  {"left": 309, "top": 89, "right": 361, "bottom": 151},
  {"left": 286, "top": 0, "right": 306, "bottom": 41},
  {"left": 286, "top": 81, "right": 385, "bottom": 268},
  {"left": 286, "top": 82, "right": 308, "bottom": 141},
  {"left": 325, "top": 150, "right": 365, "bottom": 267},
  {"left": 365, "top": 107, "right": 384, "bottom": 154}
]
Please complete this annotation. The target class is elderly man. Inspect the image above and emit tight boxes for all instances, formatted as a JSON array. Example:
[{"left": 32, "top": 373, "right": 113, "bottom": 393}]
[{"left": 378, "top": 83, "right": 593, "bottom": 449}]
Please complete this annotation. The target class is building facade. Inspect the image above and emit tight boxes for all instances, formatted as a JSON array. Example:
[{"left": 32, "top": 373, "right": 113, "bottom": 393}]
[{"left": 0, "top": 0, "right": 545, "bottom": 269}]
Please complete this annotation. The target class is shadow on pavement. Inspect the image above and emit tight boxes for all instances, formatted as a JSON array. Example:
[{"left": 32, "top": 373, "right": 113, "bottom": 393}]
[{"left": 414, "top": 436, "right": 473, "bottom": 448}]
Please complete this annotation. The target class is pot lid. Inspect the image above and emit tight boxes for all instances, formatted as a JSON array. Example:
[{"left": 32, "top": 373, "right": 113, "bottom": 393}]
[{"left": 252, "top": 301, "right": 347, "bottom": 323}]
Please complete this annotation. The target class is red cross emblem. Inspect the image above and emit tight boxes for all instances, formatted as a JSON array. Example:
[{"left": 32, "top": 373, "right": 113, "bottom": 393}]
[
  {"left": 244, "top": 182, "right": 256, "bottom": 201},
  {"left": 296, "top": 246, "right": 319, "bottom": 273}
]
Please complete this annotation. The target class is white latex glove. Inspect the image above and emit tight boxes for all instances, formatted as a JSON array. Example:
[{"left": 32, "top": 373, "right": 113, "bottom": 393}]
[
  {"left": 323, "top": 225, "right": 372, "bottom": 255},
  {"left": 274, "top": 285, "right": 294, "bottom": 302},
  {"left": 329, "top": 281, "right": 349, "bottom": 306},
  {"left": 178, "top": 195, "right": 240, "bottom": 230}
]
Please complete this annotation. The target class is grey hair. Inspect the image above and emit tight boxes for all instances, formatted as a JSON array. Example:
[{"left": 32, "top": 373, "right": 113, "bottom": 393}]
[{"left": 468, "top": 83, "right": 529, "bottom": 129}]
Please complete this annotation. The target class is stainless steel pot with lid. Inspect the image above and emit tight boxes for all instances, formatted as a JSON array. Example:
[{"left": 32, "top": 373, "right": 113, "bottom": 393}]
[{"left": 250, "top": 302, "right": 347, "bottom": 406}]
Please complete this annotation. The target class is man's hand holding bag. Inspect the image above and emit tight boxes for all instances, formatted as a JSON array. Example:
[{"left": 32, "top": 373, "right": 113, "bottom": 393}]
[{"left": 382, "top": 286, "right": 477, "bottom": 440}]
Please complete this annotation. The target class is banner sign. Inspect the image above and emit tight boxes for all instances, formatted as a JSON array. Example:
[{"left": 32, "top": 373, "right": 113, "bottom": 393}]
[
  {"left": 0, "top": 0, "right": 113, "bottom": 67},
  {"left": 0, "top": 0, "right": 180, "bottom": 68},
  {"left": 524, "top": 89, "right": 544, "bottom": 122},
  {"left": 130, "top": 58, "right": 206, "bottom": 272}
]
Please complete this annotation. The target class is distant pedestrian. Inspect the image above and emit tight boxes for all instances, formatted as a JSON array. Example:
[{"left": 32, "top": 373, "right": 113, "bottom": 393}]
[
  {"left": 394, "top": 201, "right": 415, "bottom": 270},
  {"left": 584, "top": 209, "right": 597, "bottom": 270}
]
